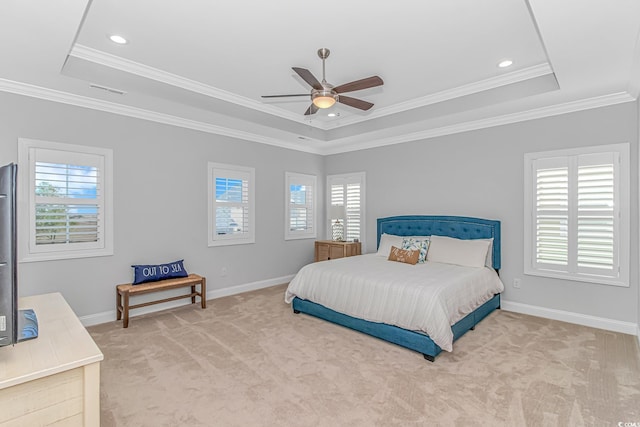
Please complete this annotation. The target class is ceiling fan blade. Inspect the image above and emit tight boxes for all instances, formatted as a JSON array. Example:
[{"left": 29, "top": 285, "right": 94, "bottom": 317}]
[
  {"left": 261, "top": 94, "right": 309, "bottom": 98},
  {"left": 334, "top": 76, "right": 383, "bottom": 94},
  {"left": 304, "top": 104, "right": 319, "bottom": 116},
  {"left": 292, "top": 67, "right": 323, "bottom": 90},
  {"left": 338, "top": 95, "right": 374, "bottom": 111}
]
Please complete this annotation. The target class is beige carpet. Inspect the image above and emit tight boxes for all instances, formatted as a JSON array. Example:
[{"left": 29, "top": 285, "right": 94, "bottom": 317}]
[{"left": 88, "top": 284, "right": 640, "bottom": 427}]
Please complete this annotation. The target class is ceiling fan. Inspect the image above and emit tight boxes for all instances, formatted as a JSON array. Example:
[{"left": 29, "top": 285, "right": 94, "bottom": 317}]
[{"left": 261, "top": 48, "right": 384, "bottom": 116}]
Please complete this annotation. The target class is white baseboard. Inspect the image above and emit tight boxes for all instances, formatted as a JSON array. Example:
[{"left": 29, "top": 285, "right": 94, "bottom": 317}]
[
  {"left": 501, "top": 299, "right": 639, "bottom": 336},
  {"left": 79, "top": 274, "right": 295, "bottom": 327}
]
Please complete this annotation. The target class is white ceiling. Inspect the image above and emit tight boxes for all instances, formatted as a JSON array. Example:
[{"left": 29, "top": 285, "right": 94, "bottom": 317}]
[{"left": 1, "top": 0, "right": 639, "bottom": 154}]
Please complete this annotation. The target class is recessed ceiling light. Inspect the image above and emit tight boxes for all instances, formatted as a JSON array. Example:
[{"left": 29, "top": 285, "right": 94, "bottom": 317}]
[
  {"left": 109, "top": 34, "right": 128, "bottom": 45},
  {"left": 498, "top": 59, "right": 513, "bottom": 68}
]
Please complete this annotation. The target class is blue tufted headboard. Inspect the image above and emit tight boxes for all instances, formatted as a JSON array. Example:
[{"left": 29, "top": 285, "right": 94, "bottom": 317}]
[{"left": 377, "top": 215, "right": 501, "bottom": 270}]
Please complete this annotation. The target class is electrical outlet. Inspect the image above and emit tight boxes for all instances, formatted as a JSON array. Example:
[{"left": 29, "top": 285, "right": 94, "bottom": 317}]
[
  {"left": 513, "top": 278, "right": 521, "bottom": 289},
  {"left": 220, "top": 267, "right": 228, "bottom": 277}
]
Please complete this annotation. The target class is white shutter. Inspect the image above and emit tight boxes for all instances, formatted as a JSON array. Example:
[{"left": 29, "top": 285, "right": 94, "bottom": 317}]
[
  {"left": 34, "top": 161, "right": 101, "bottom": 246},
  {"left": 525, "top": 144, "right": 627, "bottom": 287},
  {"left": 18, "top": 138, "right": 113, "bottom": 262},
  {"left": 215, "top": 172, "right": 250, "bottom": 236},
  {"left": 31, "top": 148, "right": 105, "bottom": 252},
  {"left": 345, "top": 183, "right": 361, "bottom": 242},
  {"left": 327, "top": 172, "right": 365, "bottom": 243},
  {"left": 208, "top": 163, "right": 255, "bottom": 246},
  {"left": 534, "top": 158, "right": 568, "bottom": 269},
  {"left": 285, "top": 172, "right": 316, "bottom": 240},
  {"left": 576, "top": 153, "right": 617, "bottom": 275}
]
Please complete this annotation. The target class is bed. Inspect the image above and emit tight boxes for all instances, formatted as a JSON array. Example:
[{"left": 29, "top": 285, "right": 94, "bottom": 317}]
[{"left": 284, "top": 215, "right": 504, "bottom": 361}]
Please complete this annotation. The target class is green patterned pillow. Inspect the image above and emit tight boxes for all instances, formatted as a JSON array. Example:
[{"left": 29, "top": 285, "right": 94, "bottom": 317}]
[{"left": 401, "top": 237, "right": 430, "bottom": 263}]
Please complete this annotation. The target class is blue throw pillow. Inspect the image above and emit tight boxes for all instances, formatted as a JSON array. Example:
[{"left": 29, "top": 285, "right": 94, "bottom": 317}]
[{"left": 132, "top": 259, "right": 188, "bottom": 285}]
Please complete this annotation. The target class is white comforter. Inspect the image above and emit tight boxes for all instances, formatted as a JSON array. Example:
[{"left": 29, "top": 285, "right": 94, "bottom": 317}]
[{"left": 285, "top": 254, "right": 504, "bottom": 352}]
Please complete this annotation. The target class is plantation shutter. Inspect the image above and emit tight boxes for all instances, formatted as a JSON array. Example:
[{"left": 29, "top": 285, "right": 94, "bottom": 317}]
[
  {"left": 532, "top": 152, "right": 618, "bottom": 278},
  {"left": 208, "top": 162, "right": 255, "bottom": 246},
  {"left": 285, "top": 172, "right": 316, "bottom": 239},
  {"left": 214, "top": 169, "right": 251, "bottom": 238},
  {"left": 534, "top": 157, "right": 569, "bottom": 269},
  {"left": 328, "top": 173, "right": 364, "bottom": 242},
  {"left": 289, "top": 183, "right": 313, "bottom": 231},
  {"left": 576, "top": 153, "right": 617, "bottom": 275},
  {"left": 31, "top": 148, "right": 104, "bottom": 251},
  {"left": 345, "top": 183, "right": 361, "bottom": 241}
]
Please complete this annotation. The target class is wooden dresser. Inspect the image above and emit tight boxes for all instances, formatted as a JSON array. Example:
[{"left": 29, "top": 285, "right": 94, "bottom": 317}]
[
  {"left": 314, "top": 240, "right": 362, "bottom": 262},
  {"left": 0, "top": 293, "right": 103, "bottom": 426}
]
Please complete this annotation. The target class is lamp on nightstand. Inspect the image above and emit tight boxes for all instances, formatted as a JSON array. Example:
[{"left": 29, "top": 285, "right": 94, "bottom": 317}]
[{"left": 330, "top": 205, "right": 346, "bottom": 241}]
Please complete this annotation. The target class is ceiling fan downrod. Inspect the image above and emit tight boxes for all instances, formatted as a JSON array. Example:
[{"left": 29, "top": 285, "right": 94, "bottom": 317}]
[{"left": 318, "top": 48, "right": 330, "bottom": 84}]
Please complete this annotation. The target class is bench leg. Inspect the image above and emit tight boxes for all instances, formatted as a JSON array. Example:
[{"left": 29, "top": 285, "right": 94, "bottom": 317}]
[
  {"left": 116, "top": 290, "right": 122, "bottom": 321},
  {"left": 201, "top": 277, "right": 207, "bottom": 309},
  {"left": 123, "top": 292, "right": 130, "bottom": 328},
  {"left": 191, "top": 285, "right": 196, "bottom": 304}
]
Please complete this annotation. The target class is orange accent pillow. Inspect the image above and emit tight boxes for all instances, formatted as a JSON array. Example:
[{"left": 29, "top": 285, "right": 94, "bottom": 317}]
[{"left": 388, "top": 246, "right": 419, "bottom": 265}]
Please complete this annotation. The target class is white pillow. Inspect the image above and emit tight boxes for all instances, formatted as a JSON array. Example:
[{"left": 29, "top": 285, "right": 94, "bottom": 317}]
[
  {"left": 426, "top": 235, "right": 491, "bottom": 268},
  {"left": 377, "top": 233, "right": 404, "bottom": 256},
  {"left": 479, "top": 238, "right": 494, "bottom": 268}
]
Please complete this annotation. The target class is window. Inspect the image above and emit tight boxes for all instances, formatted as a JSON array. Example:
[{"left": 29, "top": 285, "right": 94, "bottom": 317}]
[
  {"left": 208, "top": 162, "right": 255, "bottom": 246},
  {"left": 327, "top": 172, "right": 365, "bottom": 243},
  {"left": 18, "top": 138, "right": 113, "bottom": 262},
  {"left": 524, "top": 144, "right": 629, "bottom": 287},
  {"left": 285, "top": 172, "right": 316, "bottom": 240}
]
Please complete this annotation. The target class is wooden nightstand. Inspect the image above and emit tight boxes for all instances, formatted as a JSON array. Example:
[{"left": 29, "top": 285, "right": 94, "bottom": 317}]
[{"left": 314, "top": 240, "right": 362, "bottom": 262}]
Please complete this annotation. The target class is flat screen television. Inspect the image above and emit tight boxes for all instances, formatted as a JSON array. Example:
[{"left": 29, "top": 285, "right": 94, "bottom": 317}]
[{"left": 0, "top": 162, "right": 38, "bottom": 347}]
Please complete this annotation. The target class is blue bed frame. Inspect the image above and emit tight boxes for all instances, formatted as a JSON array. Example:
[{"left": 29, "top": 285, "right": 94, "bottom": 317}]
[{"left": 292, "top": 215, "right": 502, "bottom": 361}]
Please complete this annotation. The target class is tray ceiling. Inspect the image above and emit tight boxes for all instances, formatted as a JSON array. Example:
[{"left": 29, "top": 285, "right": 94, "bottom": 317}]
[{"left": 1, "top": 0, "right": 639, "bottom": 154}]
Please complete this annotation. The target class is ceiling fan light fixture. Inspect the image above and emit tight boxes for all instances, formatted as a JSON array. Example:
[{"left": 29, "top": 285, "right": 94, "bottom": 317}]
[
  {"left": 312, "top": 90, "right": 337, "bottom": 109},
  {"left": 262, "top": 48, "right": 383, "bottom": 115}
]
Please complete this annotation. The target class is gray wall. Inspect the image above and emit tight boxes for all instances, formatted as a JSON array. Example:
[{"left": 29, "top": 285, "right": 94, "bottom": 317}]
[
  {"left": 1, "top": 89, "right": 638, "bottom": 327},
  {"left": 325, "top": 102, "right": 639, "bottom": 324},
  {"left": 0, "top": 92, "right": 324, "bottom": 317}
]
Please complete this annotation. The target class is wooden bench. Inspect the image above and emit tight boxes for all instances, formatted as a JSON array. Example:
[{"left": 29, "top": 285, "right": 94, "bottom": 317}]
[{"left": 116, "top": 273, "right": 206, "bottom": 328}]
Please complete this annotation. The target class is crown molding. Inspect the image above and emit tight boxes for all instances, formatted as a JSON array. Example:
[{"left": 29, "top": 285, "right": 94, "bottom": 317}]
[
  {"left": 322, "top": 91, "right": 636, "bottom": 155},
  {"left": 69, "top": 44, "right": 313, "bottom": 127},
  {"left": 330, "top": 63, "right": 555, "bottom": 129},
  {"left": 69, "top": 45, "right": 556, "bottom": 133},
  {"left": 0, "top": 78, "right": 324, "bottom": 154},
  {"left": 0, "top": 78, "right": 633, "bottom": 157}
]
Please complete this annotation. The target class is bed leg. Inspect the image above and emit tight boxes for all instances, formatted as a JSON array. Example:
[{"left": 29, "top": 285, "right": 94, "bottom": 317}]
[
  {"left": 423, "top": 354, "right": 435, "bottom": 362},
  {"left": 470, "top": 326, "right": 475, "bottom": 330},
  {"left": 293, "top": 309, "right": 300, "bottom": 314}
]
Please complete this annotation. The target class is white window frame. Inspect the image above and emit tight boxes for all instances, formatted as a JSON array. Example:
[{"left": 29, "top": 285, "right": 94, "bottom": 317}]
[
  {"left": 208, "top": 162, "right": 255, "bottom": 247},
  {"left": 18, "top": 138, "right": 114, "bottom": 262},
  {"left": 524, "top": 143, "right": 629, "bottom": 287},
  {"left": 327, "top": 172, "right": 366, "bottom": 246},
  {"left": 284, "top": 172, "right": 316, "bottom": 240}
]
